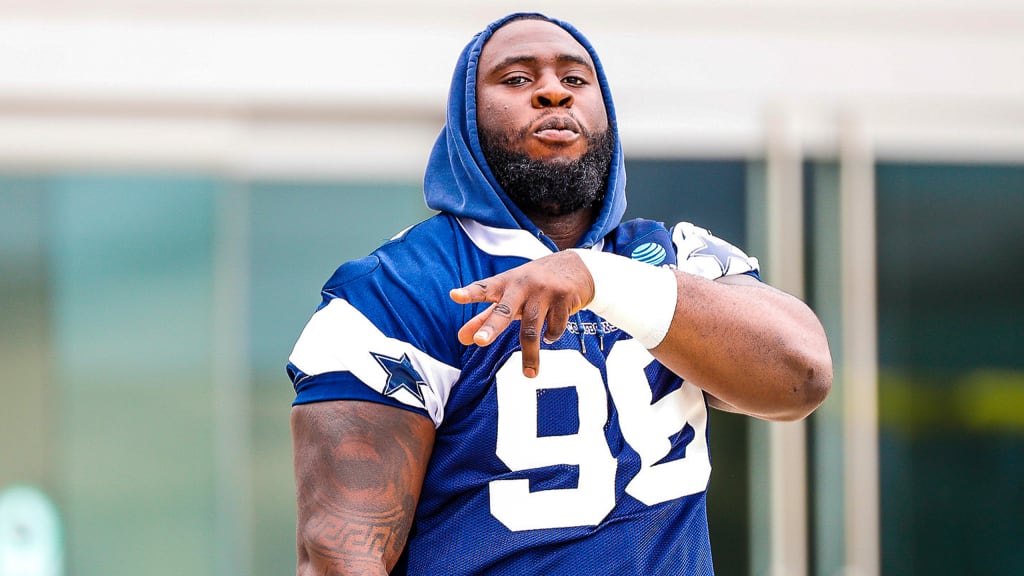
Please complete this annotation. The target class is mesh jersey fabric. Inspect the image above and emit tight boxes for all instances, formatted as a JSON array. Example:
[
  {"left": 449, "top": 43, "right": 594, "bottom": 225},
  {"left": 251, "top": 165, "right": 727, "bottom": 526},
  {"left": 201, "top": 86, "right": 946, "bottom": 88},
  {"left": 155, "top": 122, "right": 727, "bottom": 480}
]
[{"left": 288, "top": 215, "right": 759, "bottom": 575}]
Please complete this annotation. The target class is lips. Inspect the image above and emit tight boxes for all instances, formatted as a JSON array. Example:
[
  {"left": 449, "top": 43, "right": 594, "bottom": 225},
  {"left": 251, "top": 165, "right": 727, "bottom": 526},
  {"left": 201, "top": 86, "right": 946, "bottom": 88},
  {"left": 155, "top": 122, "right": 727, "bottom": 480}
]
[
  {"left": 533, "top": 115, "right": 581, "bottom": 134},
  {"left": 532, "top": 115, "right": 581, "bottom": 145}
]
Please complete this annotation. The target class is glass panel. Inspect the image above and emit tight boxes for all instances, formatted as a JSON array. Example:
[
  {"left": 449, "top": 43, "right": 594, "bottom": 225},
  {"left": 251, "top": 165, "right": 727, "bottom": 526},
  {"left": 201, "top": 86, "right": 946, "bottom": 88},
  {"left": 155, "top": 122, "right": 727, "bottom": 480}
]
[
  {"left": 876, "top": 163, "right": 1024, "bottom": 575},
  {"left": 49, "top": 173, "right": 219, "bottom": 576}
]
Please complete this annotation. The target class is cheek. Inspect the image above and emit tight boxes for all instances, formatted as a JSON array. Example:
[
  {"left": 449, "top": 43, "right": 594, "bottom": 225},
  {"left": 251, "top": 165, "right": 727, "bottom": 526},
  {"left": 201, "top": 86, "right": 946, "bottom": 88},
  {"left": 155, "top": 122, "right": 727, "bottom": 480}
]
[
  {"left": 582, "top": 99, "right": 610, "bottom": 135},
  {"left": 479, "top": 105, "right": 520, "bottom": 143},
  {"left": 481, "top": 104, "right": 512, "bottom": 127},
  {"left": 484, "top": 100, "right": 513, "bottom": 122}
]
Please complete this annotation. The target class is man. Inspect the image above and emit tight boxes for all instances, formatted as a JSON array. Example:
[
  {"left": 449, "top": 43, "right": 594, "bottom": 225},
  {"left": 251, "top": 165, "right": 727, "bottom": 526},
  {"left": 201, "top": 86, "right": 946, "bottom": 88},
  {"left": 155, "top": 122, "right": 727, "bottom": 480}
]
[{"left": 288, "top": 12, "right": 831, "bottom": 575}]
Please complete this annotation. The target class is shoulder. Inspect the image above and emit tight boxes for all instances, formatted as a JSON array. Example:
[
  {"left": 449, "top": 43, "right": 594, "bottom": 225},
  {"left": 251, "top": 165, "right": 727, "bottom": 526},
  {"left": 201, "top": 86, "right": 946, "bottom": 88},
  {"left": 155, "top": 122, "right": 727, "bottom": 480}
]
[
  {"left": 605, "top": 218, "right": 759, "bottom": 279},
  {"left": 323, "top": 214, "right": 465, "bottom": 306},
  {"left": 287, "top": 214, "right": 466, "bottom": 425},
  {"left": 605, "top": 218, "right": 676, "bottom": 265},
  {"left": 317, "top": 213, "right": 467, "bottom": 364},
  {"left": 669, "top": 222, "right": 760, "bottom": 280}
]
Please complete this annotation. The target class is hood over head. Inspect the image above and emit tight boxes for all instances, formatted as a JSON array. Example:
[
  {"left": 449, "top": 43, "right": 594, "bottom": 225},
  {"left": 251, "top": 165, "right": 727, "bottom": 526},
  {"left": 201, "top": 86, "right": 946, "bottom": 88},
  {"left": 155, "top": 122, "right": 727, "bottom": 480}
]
[{"left": 423, "top": 12, "right": 627, "bottom": 250}]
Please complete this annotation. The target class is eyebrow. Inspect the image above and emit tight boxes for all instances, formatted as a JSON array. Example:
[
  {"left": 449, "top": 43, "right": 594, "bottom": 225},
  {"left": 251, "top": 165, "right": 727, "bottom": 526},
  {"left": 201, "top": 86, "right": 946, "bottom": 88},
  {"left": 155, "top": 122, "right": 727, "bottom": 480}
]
[{"left": 487, "top": 54, "right": 595, "bottom": 76}]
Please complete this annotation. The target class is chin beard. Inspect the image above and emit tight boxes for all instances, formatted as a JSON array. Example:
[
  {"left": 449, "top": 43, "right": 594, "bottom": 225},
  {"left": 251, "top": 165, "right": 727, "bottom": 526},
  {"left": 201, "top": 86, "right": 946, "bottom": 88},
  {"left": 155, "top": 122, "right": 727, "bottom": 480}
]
[{"left": 480, "top": 125, "right": 615, "bottom": 217}]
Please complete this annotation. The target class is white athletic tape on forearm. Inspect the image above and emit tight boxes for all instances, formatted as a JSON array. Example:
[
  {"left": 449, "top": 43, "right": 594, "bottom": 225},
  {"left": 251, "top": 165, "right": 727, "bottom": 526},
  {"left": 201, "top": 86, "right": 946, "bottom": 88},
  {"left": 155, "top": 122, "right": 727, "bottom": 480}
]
[{"left": 569, "top": 248, "right": 678, "bottom": 349}]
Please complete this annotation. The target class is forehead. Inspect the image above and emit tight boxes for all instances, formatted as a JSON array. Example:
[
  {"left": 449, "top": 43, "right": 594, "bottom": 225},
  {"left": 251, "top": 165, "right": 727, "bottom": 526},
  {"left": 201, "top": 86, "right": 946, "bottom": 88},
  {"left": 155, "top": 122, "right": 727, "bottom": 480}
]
[{"left": 479, "top": 19, "right": 595, "bottom": 71}]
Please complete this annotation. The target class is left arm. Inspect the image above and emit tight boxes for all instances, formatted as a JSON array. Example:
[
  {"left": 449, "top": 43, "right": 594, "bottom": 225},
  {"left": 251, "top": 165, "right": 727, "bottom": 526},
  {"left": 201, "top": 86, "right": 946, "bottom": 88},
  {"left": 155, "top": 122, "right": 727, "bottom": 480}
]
[
  {"left": 450, "top": 250, "right": 831, "bottom": 422},
  {"left": 652, "top": 270, "right": 831, "bottom": 421}
]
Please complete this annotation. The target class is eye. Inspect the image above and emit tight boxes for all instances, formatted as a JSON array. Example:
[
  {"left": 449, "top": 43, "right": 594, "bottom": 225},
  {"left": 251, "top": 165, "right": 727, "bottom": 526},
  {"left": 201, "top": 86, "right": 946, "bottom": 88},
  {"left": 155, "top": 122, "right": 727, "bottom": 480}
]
[
  {"left": 503, "top": 76, "right": 530, "bottom": 86},
  {"left": 563, "top": 75, "right": 588, "bottom": 87}
]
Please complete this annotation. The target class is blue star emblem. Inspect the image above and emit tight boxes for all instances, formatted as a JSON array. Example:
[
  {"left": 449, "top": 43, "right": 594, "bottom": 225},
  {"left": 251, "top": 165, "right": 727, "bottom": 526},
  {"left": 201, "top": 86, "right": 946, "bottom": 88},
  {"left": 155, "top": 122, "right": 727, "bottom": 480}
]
[
  {"left": 371, "top": 352, "right": 427, "bottom": 404},
  {"left": 687, "top": 234, "right": 739, "bottom": 276}
]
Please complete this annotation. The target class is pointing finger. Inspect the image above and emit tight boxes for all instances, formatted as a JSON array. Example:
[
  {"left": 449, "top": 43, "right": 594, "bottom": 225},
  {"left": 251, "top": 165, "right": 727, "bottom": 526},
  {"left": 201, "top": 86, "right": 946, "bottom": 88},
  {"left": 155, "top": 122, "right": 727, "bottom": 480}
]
[{"left": 518, "top": 299, "right": 545, "bottom": 378}]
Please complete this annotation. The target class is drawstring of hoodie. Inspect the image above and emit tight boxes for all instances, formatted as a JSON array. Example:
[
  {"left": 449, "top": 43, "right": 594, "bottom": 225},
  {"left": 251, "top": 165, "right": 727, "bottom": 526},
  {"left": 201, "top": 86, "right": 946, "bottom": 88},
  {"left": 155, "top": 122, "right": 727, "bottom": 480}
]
[
  {"left": 571, "top": 312, "right": 607, "bottom": 355},
  {"left": 574, "top": 312, "right": 587, "bottom": 354}
]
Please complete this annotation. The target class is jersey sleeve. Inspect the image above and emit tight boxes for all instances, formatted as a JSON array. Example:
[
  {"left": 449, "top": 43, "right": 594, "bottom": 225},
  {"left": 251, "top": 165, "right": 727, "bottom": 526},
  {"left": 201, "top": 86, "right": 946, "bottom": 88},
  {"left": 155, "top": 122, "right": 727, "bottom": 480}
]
[
  {"left": 286, "top": 234, "right": 463, "bottom": 428},
  {"left": 670, "top": 222, "right": 760, "bottom": 280}
]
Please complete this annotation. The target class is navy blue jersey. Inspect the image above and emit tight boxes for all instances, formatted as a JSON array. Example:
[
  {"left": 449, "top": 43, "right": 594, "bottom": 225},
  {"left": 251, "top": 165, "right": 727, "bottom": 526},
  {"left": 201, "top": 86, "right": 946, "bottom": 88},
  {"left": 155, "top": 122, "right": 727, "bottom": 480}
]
[{"left": 288, "top": 215, "right": 759, "bottom": 576}]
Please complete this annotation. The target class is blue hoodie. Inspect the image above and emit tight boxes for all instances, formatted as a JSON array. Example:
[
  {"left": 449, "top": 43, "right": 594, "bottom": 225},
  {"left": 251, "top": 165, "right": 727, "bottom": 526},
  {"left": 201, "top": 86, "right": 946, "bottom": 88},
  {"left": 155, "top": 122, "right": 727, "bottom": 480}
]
[{"left": 423, "top": 12, "right": 627, "bottom": 250}]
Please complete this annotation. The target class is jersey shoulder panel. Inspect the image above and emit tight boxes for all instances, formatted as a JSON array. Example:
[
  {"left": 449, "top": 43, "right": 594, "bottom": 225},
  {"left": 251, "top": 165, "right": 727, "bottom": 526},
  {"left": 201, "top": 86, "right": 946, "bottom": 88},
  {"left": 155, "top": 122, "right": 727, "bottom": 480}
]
[
  {"left": 288, "top": 214, "right": 467, "bottom": 426},
  {"left": 671, "top": 221, "right": 760, "bottom": 280},
  {"left": 606, "top": 218, "right": 677, "bottom": 266}
]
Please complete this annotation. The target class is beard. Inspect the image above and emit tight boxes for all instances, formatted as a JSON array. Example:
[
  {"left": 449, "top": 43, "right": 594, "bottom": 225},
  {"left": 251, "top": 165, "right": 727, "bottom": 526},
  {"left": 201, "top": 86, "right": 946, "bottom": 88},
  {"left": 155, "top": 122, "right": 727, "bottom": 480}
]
[{"left": 479, "top": 121, "right": 615, "bottom": 217}]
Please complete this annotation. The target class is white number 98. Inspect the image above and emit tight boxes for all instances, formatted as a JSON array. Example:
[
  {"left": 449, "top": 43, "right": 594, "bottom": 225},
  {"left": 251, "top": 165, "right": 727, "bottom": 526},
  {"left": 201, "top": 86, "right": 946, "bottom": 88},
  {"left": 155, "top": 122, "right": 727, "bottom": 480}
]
[{"left": 489, "top": 341, "right": 711, "bottom": 531}]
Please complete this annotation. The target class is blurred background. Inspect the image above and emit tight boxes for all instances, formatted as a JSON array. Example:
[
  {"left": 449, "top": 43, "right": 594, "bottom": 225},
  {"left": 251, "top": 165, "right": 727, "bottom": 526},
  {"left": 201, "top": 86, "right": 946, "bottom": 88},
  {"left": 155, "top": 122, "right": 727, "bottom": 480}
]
[{"left": 0, "top": 1, "right": 1022, "bottom": 575}]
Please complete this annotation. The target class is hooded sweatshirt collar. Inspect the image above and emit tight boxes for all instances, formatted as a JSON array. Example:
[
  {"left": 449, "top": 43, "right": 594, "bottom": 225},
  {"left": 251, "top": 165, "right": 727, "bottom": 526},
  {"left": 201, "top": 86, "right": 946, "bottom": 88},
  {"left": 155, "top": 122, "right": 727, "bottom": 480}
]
[{"left": 423, "top": 12, "right": 627, "bottom": 252}]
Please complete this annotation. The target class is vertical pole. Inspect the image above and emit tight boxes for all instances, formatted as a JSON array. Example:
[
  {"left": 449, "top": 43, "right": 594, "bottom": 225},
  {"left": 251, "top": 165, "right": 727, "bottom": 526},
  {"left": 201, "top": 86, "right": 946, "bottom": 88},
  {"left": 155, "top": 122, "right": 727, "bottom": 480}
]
[
  {"left": 746, "top": 160, "right": 771, "bottom": 576},
  {"left": 839, "top": 114, "right": 880, "bottom": 576},
  {"left": 809, "top": 163, "right": 847, "bottom": 576},
  {"left": 764, "top": 107, "right": 808, "bottom": 576}
]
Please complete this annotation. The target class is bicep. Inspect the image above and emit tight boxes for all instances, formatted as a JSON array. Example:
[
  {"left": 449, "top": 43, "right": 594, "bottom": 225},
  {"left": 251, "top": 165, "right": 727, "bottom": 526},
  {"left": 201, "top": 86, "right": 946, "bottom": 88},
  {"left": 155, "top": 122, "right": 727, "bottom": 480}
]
[
  {"left": 291, "top": 400, "right": 435, "bottom": 575},
  {"left": 701, "top": 271, "right": 830, "bottom": 418}
]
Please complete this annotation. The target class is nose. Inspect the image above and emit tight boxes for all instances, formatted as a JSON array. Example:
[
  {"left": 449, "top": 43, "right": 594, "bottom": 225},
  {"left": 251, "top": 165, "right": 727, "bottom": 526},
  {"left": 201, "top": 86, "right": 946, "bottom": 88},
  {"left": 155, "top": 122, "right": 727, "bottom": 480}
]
[{"left": 532, "top": 73, "right": 573, "bottom": 108}]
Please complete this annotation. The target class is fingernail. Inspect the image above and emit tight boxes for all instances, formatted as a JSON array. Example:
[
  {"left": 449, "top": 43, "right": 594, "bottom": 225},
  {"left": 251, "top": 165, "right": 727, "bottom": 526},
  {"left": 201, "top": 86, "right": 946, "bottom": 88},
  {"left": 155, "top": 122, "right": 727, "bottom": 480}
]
[
  {"left": 524, "top": 367, "right": 537, "bottom": 378},
  {"left": 474, "top": 330, "right": 490, "bottom": 344}
]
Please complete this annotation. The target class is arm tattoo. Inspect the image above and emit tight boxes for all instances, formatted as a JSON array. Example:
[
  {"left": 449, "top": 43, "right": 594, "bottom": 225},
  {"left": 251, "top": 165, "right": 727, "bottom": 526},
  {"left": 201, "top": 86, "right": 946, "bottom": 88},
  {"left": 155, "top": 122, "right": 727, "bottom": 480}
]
[
  {"left": 294, "top": 402, "right": 433, "bottom": 574},
  {"left": 301, "top": 493, "right": 415, "bottom": 572}
]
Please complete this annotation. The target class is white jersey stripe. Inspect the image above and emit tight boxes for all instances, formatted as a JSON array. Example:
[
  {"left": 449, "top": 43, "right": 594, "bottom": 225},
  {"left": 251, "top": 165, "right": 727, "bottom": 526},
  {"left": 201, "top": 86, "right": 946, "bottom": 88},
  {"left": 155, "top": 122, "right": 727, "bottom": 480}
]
[
  {"left": 457, "top": 217, "right": 606, "bottom": 259},
  {"left": 289, "top": 297, "right": 461, "bottom": 427}
]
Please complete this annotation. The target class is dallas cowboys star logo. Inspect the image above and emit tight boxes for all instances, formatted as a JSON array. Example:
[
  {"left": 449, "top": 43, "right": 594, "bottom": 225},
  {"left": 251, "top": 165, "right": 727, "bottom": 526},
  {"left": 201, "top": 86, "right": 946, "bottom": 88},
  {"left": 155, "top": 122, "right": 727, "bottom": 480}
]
[
  {"left": 371, "top": 352, "right": 427, "bottom": 404},
  {"left": 687, "top": 234, "right": 740, "bottom": 276}
]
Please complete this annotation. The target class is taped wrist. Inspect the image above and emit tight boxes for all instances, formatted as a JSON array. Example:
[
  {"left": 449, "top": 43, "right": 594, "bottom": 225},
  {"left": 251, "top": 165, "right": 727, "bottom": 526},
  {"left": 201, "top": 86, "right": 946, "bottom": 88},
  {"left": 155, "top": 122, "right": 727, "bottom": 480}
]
[{"left": 569, "top": 248, "right": 678, "bottom": 349}]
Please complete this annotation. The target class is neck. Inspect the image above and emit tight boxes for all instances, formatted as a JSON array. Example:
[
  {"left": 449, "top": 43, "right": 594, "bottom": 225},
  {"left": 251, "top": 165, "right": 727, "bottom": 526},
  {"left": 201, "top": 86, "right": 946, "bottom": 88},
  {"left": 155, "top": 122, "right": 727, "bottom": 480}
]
[{"left": 525, "top": 205, "right": 598, "bottom": 251}]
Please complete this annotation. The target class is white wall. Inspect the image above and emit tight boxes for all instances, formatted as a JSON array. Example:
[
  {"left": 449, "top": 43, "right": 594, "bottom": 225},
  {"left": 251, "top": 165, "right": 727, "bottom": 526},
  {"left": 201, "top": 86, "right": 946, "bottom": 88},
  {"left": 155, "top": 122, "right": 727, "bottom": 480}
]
[{"left": 1, "top": 0, "right": 1022, "bottom": 177}]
